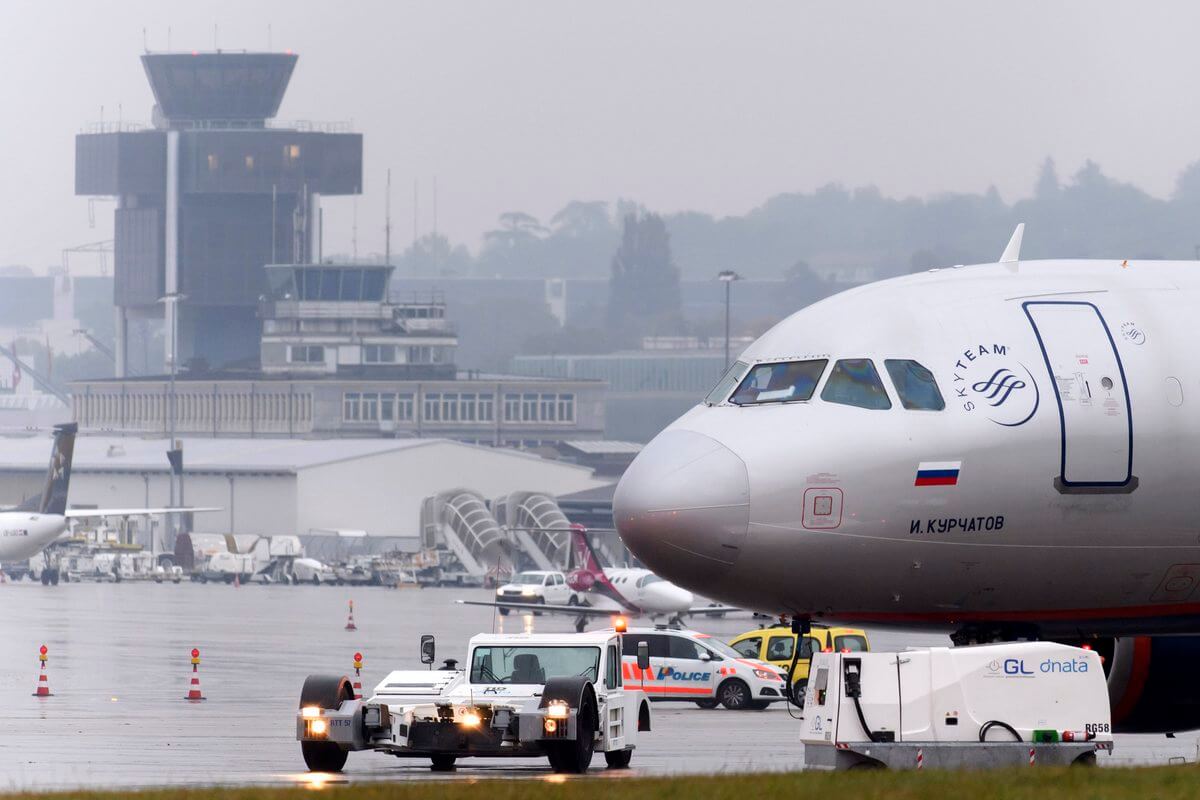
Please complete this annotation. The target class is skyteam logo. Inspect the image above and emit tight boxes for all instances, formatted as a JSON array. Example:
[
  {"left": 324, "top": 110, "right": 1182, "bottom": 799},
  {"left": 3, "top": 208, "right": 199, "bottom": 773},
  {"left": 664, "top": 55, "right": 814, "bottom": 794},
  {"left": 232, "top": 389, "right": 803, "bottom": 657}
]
[{"left": 952, "top": 343, "right": 1039, "bottom": 427}]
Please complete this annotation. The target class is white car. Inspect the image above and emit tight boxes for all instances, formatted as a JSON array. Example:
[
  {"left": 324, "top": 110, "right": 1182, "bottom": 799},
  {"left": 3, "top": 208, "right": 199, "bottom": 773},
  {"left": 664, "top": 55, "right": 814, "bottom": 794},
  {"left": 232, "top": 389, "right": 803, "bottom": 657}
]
[
  {"left": 495, "top": 570, "right": 575, "bottom": 614},
  {"left": 620, "top": 627, "right": 787, "bottom": 710},
  {"left": 296, "top": 630, "right": 651, "bottom": 773}
]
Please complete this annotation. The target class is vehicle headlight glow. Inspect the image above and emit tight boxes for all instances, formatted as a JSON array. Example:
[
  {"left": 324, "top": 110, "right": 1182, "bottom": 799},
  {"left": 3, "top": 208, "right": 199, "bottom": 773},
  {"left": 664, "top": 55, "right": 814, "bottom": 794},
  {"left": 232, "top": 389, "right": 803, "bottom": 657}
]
[
  {"left": 301, "top": 705, "right": 322, "bottom": 718},
  {"left": 754, "top": 669, "right": 780, "bottom": 680},
  {"left": 309, "top": 718, "right": 328, "bottom": 737},
  {"left": 521, "top": 587, "right": 538, "bottom": 596},
  {"left": 546, "top": 701, "right": 569, "bottom": 719},
  {"left": 460, "top": 709, "right": 482, "bottom": 727}
]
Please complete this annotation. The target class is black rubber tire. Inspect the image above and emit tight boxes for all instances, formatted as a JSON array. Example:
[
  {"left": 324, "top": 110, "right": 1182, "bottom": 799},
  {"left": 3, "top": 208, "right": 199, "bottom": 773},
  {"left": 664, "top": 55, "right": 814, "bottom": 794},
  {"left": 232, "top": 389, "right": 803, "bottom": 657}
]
[
  {"left": 718, "top": 679, "right": 751, "bottom": 710},
  {"left": 534, "top": 597, "right": 545, "bottom": 617},
  {"left": 299, "top": 674, "right": 354, "bottom": 773},
  {"left": 694, "top": 699, "right": 720, "bottom": 709},
  {"left": 791, "top": 680, "right": 807, "bottom": 708},
  {"left": 301, "top": 741, "right": 348, "bottom": 772},
  {"left": 1072, "top": 752, "right": 1097, "bottom": 768},
  {"left": 40, "top": 570, "right": 49, "bottom": 586},
  {"left": 50, "top": 569, "right": 60, "bottom": 586},
  {"left": 604, "top": 748, "right": 633, "bottom": 769},
  {"left": 546, "top": 698, "right": 596, "bottom": 773},
  {"left": 567, "top": 595, "right": 579, "bottom": 606},
  {"left": 748, "top": 700, "right": 771, "bottom": 711},
  {"left": 498, "top": 607, "right": 510, "bottom": 616},
  {"left": 312, "top": 575, "right": 320, "bottom": 586},
  {"left": 430, "top": 754, "right": 457, "bottom": 771}
]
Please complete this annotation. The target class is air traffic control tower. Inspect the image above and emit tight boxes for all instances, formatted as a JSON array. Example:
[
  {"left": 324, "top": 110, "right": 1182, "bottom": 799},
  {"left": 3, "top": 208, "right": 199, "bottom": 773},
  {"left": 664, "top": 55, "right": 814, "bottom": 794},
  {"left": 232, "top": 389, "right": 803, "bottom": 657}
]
[{"left": 75, "top": 52, "right": 363, "bottom": 374}]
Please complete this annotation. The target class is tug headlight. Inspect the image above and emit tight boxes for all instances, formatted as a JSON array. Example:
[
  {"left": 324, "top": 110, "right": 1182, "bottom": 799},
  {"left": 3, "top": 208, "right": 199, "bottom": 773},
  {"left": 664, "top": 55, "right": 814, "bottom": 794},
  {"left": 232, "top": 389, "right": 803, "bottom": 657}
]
[
  {"left": 460, "top": 709, "right": 482, "bottom": 727},
  {"left": 301, "top": 706, "right": 322, "bottom": 718},
  {"left": 546, "top": 700, "right": 570, "bottom": 719},
  {"left": 308, "top": 718, "right": 328, "bottom": 737}
]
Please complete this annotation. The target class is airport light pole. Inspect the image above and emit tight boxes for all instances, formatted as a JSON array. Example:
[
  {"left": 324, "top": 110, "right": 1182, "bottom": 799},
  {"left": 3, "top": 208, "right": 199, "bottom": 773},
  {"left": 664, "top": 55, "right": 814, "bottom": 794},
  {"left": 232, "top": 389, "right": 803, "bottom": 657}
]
[
  {"left": 159, "top": 292, "right": 186, "bottom": 550},
  {"left": 717, "top": 270, "right": 741, "bottom": 369}
]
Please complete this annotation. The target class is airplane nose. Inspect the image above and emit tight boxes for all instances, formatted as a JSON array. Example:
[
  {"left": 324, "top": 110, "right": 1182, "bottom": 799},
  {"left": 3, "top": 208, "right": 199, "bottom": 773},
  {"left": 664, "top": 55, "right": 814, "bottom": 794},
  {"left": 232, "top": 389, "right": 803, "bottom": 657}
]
[
  {"left": 615, "top": 429, "right": 749, "bottom": 584},
  {"left": 644, "top": 581, "right": 695, "bottom": 613}
]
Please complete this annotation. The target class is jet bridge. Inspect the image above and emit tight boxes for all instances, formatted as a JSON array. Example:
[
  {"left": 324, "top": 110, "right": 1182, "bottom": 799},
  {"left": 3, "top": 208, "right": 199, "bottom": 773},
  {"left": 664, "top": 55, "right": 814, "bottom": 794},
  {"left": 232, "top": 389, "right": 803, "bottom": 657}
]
[
  {"left": 493, "top": 492, "right": 572, "bottom": 571},
  {"left": 420, "top": 490, "right": 513, "bottom": 577}
]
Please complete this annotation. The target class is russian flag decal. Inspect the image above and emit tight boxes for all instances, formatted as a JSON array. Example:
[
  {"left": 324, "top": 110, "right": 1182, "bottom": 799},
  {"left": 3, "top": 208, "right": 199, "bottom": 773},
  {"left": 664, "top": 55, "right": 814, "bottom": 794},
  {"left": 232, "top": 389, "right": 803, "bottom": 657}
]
[{"left": 915, "top": 461, "right": 961, "bottom": 487}]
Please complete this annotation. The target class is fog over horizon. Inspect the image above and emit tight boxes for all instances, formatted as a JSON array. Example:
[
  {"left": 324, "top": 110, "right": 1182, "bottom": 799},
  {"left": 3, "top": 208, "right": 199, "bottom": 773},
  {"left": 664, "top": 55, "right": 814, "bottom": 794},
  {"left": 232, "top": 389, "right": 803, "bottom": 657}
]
[{"left": 7, "top": 0, "right": 1200, "bottom": 271}]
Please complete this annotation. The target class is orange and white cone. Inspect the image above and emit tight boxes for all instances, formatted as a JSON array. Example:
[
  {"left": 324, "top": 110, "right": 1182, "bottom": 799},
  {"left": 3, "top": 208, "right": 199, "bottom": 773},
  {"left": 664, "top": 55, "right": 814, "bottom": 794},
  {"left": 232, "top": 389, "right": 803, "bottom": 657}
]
[
  {"left": 185, "top": 647, "right": 206, "bottom": 702},
  {"left": 33, "top": 644, "right": 52, "bottom": 697},
  {"left": 352, "top": 652, "right": 364, "bottom": 699},
  {"left": 345, "top": 600, "right": 357, "bottom": 631}
]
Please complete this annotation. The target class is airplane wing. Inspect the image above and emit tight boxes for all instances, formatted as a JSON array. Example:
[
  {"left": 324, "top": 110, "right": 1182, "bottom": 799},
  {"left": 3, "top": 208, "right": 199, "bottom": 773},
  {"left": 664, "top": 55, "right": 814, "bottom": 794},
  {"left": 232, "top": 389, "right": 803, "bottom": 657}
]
[
  {"left": 455, "top": 599, "right": 627, "bottom": 618},
  {"left": 63, "top": 506, "right": 222, "bottom": 518}
]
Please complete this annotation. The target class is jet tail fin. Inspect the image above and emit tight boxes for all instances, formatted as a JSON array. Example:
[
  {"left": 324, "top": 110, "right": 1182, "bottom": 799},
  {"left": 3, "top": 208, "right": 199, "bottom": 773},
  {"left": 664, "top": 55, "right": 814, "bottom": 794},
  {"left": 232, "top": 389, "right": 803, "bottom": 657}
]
[
  {"left": 567, "top": 525, "right": 606, "bottom": 576},
  {"left": 16, "top": 422, "right": 76, "bottom": 516}
]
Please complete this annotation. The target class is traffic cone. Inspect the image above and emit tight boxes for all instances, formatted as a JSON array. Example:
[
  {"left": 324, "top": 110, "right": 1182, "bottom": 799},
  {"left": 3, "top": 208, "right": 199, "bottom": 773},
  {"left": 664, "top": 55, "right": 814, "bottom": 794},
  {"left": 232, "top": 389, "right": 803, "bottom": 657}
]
[
  {"left": 352, "top": 652, "right": 364, "bottom": 699},
  {"left": 185, "top": 647, "right": 206, "bottom": 702},
  {"left": 33, "top": 644, "right": 52, "bottom": 697},
  {"left": 345, "top": 600, "right": 357, "bottom": 631}
]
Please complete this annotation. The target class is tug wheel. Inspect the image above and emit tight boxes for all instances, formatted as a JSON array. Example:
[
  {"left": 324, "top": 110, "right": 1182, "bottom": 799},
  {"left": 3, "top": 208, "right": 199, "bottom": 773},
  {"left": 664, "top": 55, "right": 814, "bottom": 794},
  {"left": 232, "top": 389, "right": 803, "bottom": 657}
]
[{"left": 298, "top": 674, "right": 354, "bottom": 773}]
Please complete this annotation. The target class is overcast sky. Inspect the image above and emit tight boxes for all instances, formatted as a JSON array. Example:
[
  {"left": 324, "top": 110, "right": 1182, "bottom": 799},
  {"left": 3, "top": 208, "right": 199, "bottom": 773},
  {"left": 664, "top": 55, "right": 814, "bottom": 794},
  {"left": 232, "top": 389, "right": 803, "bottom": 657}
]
[{"left": 6, "top": 1, "right": 1200, "bottom": 271}]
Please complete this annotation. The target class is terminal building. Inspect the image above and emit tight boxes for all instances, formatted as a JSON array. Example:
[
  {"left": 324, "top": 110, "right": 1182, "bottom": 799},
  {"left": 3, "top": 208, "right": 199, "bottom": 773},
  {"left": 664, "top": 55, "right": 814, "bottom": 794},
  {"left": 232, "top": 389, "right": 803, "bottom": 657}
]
[{"left": 72, "top": 262, "right": 605, "bottom": 445}]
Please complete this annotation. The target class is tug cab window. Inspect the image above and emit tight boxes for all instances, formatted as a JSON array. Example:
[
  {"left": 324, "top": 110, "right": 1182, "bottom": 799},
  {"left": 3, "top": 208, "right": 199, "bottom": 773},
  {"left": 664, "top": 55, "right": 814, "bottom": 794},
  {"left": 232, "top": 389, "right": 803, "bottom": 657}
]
[
  {"left": 730, "top": 360, "right": 828, "bottom": 406},
  {"left": 705, "top": 360, "right": 748, "bottom": 405},
  {"left": 884, "top": 359, "right": 945, "bottom": 411},
  {"left": 820, "top": 359, "right": 892, "bottom": 410}
]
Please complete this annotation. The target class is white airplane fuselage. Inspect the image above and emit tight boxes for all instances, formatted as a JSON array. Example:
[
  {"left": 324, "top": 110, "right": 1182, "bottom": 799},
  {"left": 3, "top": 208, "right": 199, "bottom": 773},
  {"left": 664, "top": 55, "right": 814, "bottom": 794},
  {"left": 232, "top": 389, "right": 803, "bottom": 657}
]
[
  {"left": 0, "top": 514, "right": 67, "bottom": 562},
  {"left": 600, "top": 567, "right": 696, "bottom": 616},
  {"left": 616, "top": 258, "right": 1200, "bottom": 639}
]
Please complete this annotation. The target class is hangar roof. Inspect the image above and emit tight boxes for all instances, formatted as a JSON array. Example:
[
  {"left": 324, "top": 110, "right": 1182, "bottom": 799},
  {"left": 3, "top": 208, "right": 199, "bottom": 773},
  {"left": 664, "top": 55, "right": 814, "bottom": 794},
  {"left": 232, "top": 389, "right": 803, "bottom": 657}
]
[{"left": 0, "top": 435, "right": 596, "bottom": 478}]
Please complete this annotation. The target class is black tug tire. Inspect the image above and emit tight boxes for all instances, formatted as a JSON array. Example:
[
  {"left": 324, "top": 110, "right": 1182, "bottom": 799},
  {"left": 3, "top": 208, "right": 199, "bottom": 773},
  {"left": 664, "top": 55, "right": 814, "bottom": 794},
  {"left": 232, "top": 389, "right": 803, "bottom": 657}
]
[
  {"left": 40, "top": 570, "right": 50, "bottom": 586},
  {"left": 604, "top": 748, "right": 633, "bottom": 769},
  {"left": 50, "top": 569, "right": 60, "bottom": 586},
  {"left": 546, "top": 696, "right": 596, "bottom": 773},
  {"left": 430, "top": 754, "right": 457, "bottom": 771},
  {"left": 718, "top": 679, "right": 751, "bottom": 710},
  {"left": 694, "top": 699, "right": 719, "bottom": 709},
  {"left": 299, "top": 674, "right": 354, "bottom": 773}
]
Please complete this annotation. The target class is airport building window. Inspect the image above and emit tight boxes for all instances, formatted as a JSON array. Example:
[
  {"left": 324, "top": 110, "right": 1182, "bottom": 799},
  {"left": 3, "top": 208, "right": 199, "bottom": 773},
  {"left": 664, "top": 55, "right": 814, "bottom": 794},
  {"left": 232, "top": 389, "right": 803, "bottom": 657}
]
[
  {"left": 884, "top": 359, "right": 945, "bottom": 411},
  {"left": 540, "top": 394, "right": 556, "bottom": 422},
  {"left": 521, "top": 393, "right": 538, "bottom": 422},
  {"left": 424, "top": 392, "right": 442, "bottom": 422},
  {"left": 821, "top": 359, "right": 892, "bottom": 410},
  {"left": 460, "top": 393, "right": 477, "bottom": 422},
  {"left": 380, "top": 392, "right": 395, "bottom": 421},
  {"left": 289, "top": 345, "right": 325, "bottom": 364},
  {"left": 442, "top": 392, "right": 460, "bottom": 422},
  {"left": 396, "top": 393, "right": 414, "bottom": 421},
  {"left": 556, "top": 393, "right": 575, "bottom": 423},
  {"left": 479, "top": 394, "right": 495, "bottom": 422},
  {"left": 343, "top": 392, "right": 361, "bottom": 421},
  {"left": 361, "top": 393, "right": 379, "bottom": 421},
  {"left": 503, "top": 393, "right": 521, "bottom": 422},
  {"left": 731, "top": 360, "right": 827, "bottom": 406},
  {"left": 363, "top": 344, "right": 396, "bottom": 364}
]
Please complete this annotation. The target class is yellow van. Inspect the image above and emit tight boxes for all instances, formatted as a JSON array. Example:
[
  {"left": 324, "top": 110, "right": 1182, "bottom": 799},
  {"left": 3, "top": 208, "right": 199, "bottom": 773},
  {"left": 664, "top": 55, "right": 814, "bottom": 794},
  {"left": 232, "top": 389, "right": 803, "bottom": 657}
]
[{"left": 728, "top": 624, "right": 870, "bottom": 702}]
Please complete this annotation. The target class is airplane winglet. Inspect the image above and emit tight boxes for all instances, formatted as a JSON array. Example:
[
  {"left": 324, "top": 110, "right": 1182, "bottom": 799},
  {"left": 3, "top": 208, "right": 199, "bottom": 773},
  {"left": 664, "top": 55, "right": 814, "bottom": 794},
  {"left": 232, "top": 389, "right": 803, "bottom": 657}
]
[{"left": 999, "top": 223, "right": 1024, "bottom": 264}]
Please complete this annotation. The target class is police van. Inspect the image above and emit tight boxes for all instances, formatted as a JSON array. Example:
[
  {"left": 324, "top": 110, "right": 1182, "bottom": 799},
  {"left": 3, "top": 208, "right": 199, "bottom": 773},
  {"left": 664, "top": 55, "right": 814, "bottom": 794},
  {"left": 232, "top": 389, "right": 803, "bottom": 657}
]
[{"left": 619, "top": 627, "right": 787, "bottom": 710}]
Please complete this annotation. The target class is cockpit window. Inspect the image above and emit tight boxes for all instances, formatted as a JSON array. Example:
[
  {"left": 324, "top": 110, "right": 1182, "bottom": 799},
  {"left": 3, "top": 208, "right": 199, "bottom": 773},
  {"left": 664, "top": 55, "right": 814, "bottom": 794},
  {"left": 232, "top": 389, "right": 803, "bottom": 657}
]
[
  {"left": 820, "top": 359, "right": 892, "bottom": 410},
  {"left": 705, "top": 360, "right": 748, "bottom": 405},
  {"left": 884, "top": 359, "right": 945, "bottom": 411},
  {"left": 730, "top": 360, "right": 828, "bottom": 406}
]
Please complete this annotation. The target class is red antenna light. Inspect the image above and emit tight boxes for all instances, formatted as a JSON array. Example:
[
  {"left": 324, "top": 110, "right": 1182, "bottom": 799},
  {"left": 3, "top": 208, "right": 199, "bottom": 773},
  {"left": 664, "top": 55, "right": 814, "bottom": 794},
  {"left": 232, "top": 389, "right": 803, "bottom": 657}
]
[
  {"left": 191, "top": 648, "right": 200, "bottom": 658},
  {"left": 354, "top": 652, "right": 363, "bottom": 661},
  {"left": 39, "top": 645, "right": 47, "bottom": 655}
]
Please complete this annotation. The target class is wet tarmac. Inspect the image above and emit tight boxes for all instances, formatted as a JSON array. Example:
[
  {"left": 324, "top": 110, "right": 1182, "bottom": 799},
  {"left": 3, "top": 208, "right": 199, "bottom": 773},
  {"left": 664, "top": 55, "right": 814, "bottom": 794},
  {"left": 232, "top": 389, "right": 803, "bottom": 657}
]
[{"left": 0, "top": 581, "right": 1195, "bottom": 791}]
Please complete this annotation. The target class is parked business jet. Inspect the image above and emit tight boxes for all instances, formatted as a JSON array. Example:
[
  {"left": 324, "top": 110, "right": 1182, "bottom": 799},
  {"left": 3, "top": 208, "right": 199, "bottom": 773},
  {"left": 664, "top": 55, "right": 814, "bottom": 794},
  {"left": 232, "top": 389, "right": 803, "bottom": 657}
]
[
  {"left": 0, "top": 423, "right": 217, "bottom": 580},
  {"left": 616, "top": 225, "right": 1200, "bottom": 731},
  {"left": 459, "top": 527, "right": 729, "bottom": 630}
]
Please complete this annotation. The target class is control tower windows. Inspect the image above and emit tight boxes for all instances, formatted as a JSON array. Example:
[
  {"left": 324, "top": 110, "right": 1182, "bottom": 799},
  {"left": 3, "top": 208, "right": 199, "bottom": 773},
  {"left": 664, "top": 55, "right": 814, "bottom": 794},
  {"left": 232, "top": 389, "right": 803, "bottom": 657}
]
[
  {"left": 821, "top": 359, "right": 892, "bottom": 410},
  {"left": 883, "top": 359, "right": 945, "bottom": 411}
]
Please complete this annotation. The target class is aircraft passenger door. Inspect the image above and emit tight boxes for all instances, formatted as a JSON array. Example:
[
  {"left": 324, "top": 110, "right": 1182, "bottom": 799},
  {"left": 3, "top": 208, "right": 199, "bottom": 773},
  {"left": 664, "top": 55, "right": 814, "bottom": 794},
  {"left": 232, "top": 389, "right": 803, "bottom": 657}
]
[{"left": 1023, "top": 301, "right": 1135, "bottom": 492}]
